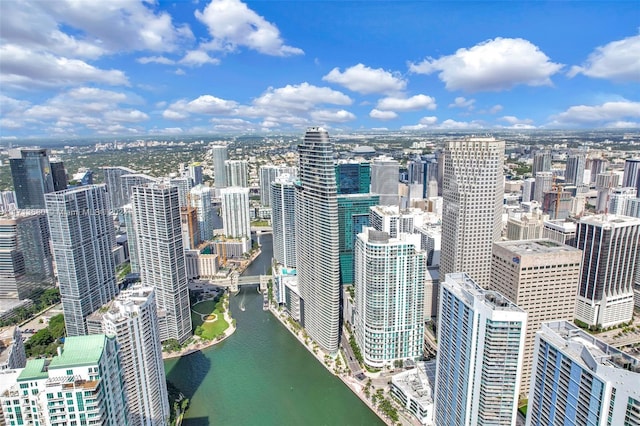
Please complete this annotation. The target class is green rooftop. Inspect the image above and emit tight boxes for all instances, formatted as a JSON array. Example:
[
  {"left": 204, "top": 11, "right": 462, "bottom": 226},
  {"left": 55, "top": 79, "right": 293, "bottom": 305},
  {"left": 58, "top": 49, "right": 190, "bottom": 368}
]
[
  {"left": 48, "top": 335, "right": 108, "bottom": 369},
  {"left": 18, "top": 359, "right": 48, "bottom": 382}
]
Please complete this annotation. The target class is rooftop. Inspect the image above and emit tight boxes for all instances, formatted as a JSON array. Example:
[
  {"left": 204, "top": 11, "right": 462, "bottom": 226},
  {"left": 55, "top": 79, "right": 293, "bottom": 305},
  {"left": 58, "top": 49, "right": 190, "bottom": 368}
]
[
  {"left": 48, "top": 335, "right": 107, "bottom": 369},
  {"left": 495, "top": 238, "right": 581, "bottom": 255},
  {"left": 18, "top": 359, "right": 48, "bottom": 382}
]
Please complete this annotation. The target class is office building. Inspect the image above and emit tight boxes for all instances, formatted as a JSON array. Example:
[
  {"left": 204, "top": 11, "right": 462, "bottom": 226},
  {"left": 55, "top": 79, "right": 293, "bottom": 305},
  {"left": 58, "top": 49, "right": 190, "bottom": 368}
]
[
  {"left": 190, "top": 184, "right": 214, "bottom": 242},
  {"left": 565, "top": 152, "right": 586, "bottom": 186},
  {"left": 533, "top": 171, "right": 553, "bottom": 203},
  {"left": 170, "top": 176, "right": 193, "bottom": 207},
  {"left": 103, "top": 166, "right": 138, "bottom": 211},
  {"left": 260, "top": 165, "right": 297, "bottom": 207},
  {"left": 336, "top": 161, "right": 371, "bottom": 195},
  {"left": 132, "top": 184, "right": 192, "bottom": 343},
  {"left": 0, "top": 335, "right": 128, "bottom": 426},
  {"left": 295, "top": 127, "right": 341, "bottom": 353},
  {"left": 45, "top": 185, "right": 118, "bottom": 336},
  {"left": 122, "top": 203, "right": 140, "bottom": 274},
  {"left": 371, "top": 155, "right": 399, "bottom": 205},
  {"left": 220, "top": 187, "right": 252, "bottom": 254},
  {"left": 0, "top": 326, "right": 26, "bottom": 370},
  {"left": 595, "top": 172, "right": 621, "bottom": 213},
  {"left": 121, "top": 173, "right": 158, "bottom": 206},
  {"left": 532, "top": 150, "right": 551, "bottom": 175},
  {"left": 188, "top": 162, "right": 204, "bottom": 186},
  {"left": 505, "top": 212, "right": 545, "bottom": 241},
  {"left": 407, "top": 154, "right": 439, "bottom": 199},
  {"left": 87, "top": 286, "right": 170, "bottom": 426},
  {"left": 526, "top": 321, "right": 640, "bottom": 426},
  {"left": 574, "top": 214, "right": 640, "bottom": 328},
  {"left": 491, "top": 239, "right": 583, "bottom": 397},
  {"left": 522, "top": 177, "right": 535, "bottom": 203},
  {"left": 623, "top": 157, "right": 640, "bottom": 195},
  {"left": 434, "top": 273, "right": 526, "bottom": 426},
  {"left": 9, "top": 148, "right": 55, "bottom": 210},
  {"left": 70, "top": 168, "right": 94, "bottom": 186},
  {"left": 542, "top": 219, "right": 577, "bottom": 246},
  {"left": 542, "top": 189, "right": 572, "bottom": 220},
  {"left": 609, "top": 187, "right": 638, "bottom": 215},
  {"left": 210, "top": 145, "right": 228, "bottom": 188},
  {"left": 337, "top": 194, "right": 380, "bottom": 285},
  {"left": 369, "top": 205, "right": 425, "bottom": 238},
  {"left": 271, "top": 174, "right": 297, "bottom": 268},
  {"left": 354, "top": 228, "right": 425, "bottom": 368},
  {"left": 180, "top": 205, "right": 200, "bottom": 250},
  {"left": 441, "top": 137, "right": 505, "bottom": 288},
  {"left": 225, "top": 159, "right": 248, "bottom": 188},
  {"left": 50, "top": 160, "right": 68, "bottom": 192},
  {"left": 0, "top": 211, "right": 54, "bottom": 300},
  {"left": 627, "top": 197, "right": 640, "bottom": 218},
  {"left": 588, "top": 157, "right": 608, "bottom": 183}
]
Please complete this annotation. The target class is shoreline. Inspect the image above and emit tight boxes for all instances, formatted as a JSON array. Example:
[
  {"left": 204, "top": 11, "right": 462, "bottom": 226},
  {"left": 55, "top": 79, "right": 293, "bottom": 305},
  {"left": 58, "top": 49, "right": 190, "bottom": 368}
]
[{"left": 267, "top": 304, "right": 394, "bottom": 426}]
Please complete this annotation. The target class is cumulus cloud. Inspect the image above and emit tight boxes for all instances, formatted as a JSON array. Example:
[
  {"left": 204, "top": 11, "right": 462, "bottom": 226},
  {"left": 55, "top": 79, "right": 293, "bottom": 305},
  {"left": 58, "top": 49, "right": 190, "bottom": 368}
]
[
  {"left": 498, "top": 116, "right": 536, "bottom": 129},
  {"left": 409, "top": 37, "right": 563, "bottom": 92},
  {"left": 195, "top": 0, "right": 303, "bottom": 56},
  {"left": 310, "top": 109, "right": 356, "bottom": 123},
  {"left": 137, "top": 56, "right": 176, "bottom": 65},
  {"left": 549, "top": 101, "right": 640, "bottom": 127},
  {"left": 449, "top": 97, "right": 475, "bottom": 109},
  {"left": 400, "top": 116, "right": 439, "bottom": 130},
  {"left": 164, "top": 95, "right": 238, "bottom": 120},
  {"left": 370, "top": 109, "right": 398, "bottom": 120},
  {"left": 250, "top": 82, "right": 352, "bottom": 112},
  {"left": 376, "top": 94, "right": 436, "bottom": 111},
  {"left": 322, "top": 64, "right": 406, "bottom": 95},
  {"left": 179, "top": 50, "right": 220, "bottom": 66},
  {"left": 568, "top": 34, "right": 640, "bottom": 82}
]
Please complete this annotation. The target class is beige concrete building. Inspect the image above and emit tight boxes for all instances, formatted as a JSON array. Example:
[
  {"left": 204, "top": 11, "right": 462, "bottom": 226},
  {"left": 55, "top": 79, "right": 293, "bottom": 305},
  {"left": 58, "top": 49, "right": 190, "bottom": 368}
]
[{"left": 490, "top": 239, "right": 583, "bottom": 398}]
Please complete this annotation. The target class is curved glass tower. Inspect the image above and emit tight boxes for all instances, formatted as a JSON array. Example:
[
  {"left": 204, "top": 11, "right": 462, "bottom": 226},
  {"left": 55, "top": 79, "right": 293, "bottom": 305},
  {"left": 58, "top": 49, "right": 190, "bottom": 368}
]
[{"left": 296, "top": 127, "right": 341, "bottom": 353}]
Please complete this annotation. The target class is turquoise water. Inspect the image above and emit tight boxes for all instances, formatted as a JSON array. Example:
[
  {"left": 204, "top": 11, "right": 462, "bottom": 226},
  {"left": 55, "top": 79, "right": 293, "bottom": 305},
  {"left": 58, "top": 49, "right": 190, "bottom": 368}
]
[{"left": 164, "top": 235, "right": 383, "bottom": 426}]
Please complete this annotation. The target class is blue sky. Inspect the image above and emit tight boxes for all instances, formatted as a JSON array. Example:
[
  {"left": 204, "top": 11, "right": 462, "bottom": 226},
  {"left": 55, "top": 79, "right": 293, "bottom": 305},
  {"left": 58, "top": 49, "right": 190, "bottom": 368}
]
[{"left": 1, "top": 0, "right": 639, "bottom": 138}]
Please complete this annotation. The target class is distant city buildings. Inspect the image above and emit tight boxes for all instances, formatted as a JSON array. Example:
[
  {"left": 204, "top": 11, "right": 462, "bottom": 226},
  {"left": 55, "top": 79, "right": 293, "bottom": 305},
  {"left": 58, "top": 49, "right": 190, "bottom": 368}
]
[
  {"left": 435, "top": 273, "right": 526, "bottom": 426},
  {"left": 0, "top": 326, "right": 26, "bottom": 370},
  {"left": 441, "top": 137, "right": 504, "bottom": 288},
  {"left": 527, "top": 321, "right": 640, "bottom": 426},
  {"left": 623, "top": 157, "right": 640, "bottom": 195},
  {"left": 45, "top": 185, "right": 118, "bottom": 336},
  {"left": 295, "top": 127, "right": 341, "bottom": 354},
  {"left": 132, "top": 184, "right": 192, "bottom": 343}
]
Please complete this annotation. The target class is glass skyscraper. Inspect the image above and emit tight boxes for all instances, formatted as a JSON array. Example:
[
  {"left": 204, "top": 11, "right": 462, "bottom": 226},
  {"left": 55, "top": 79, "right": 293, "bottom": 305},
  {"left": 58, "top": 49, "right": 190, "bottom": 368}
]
[
  {"left": 9, "top": 148, "right": 55, "bottom": 210},
  {"left": 295, "top": 127, "right": 341, "bottom": 354},
  {"left": 271, "top": 174, "right": 297, "bottom": 269}
]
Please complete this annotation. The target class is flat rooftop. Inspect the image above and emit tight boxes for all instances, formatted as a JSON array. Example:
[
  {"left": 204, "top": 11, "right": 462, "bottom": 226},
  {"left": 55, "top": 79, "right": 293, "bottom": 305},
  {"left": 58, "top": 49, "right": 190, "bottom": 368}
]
[
  {"left": 495, "top": 239, "right": 581, "bottom": 255},
  {"left": 48, "top": 335, "right": 107, "bottom": 369}
]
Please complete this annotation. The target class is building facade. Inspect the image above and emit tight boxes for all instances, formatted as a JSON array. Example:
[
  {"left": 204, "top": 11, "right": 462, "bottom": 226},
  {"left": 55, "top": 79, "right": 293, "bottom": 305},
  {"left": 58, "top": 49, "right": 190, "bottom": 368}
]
[
  {"left": 45, "top": 185, "right": 118, "bottom": 336},
  {"left": 190, "top": 184, "right": 214, "bottom": 242},
  {"left": 440, "top": 137, "right": 505, "bottom": 288},
  {"left": 224, "top": 160, "right": 249, "bottom": 188},
  {"left": 9, "top": 148, "right": 55, "bottom": 210},
  {"left": 220, "top": 187, "right": 252, "bottom": 254},
  {"left": 271, "top": 174, "right": 297, "bottom": 269},
  {"left": 370, "top": 155, "right": 399, "bottom": 205},
  {"left": 103, "top": 166, "right": 138, "bottom": 212},
  {"left": 210, "top": 145, "right": 228, "bottom": 188},
  {"left": 295, "top": 127, "right": 341, "bottom": 353},
  {"left": 434, "top": 273, "right": 526, "bottom": 426}
]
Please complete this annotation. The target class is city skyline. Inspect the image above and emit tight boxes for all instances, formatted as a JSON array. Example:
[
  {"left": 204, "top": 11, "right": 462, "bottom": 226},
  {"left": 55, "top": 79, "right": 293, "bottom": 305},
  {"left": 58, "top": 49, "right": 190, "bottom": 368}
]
[{"left": 1, "top": 1, "right": 639, "bottom": 139}]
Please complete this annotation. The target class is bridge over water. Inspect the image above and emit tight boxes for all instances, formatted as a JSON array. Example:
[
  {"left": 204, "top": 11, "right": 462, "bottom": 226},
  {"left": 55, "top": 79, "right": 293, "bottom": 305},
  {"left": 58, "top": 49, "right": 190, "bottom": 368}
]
[{"left": 208, "top": 274, "right": 272, "bottom": 293}]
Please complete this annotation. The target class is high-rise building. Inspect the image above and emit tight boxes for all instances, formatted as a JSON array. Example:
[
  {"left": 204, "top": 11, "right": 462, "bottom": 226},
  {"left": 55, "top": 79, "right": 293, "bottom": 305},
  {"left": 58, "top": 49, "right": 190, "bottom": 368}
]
[
  {"left": 505, "top": 212, "right": 545, "bottom": 241},
  {"left": 87, "top": 286, "right": 170, "bottom": 426},
  {"left": 627, "top": 197, "right": 640, "bottom": 218},
  {"left": 0, "top": 335, "right": 128, "bottom": 426},
  {"left": 623, "top": 157, "right": 640, "bottom": 195},
  {"left": 122, "top": 203, "right": 140, "bottom": 274},
  {"left": 190, "top": 184, "right": 214, "bottom": 242},
  {"left": 132, "top": 184, "right": 192, "bottom": 343},
  {"left": 526, "top": 321, "right": 640, "bottom": 426},
  {"left": 170, "top": 176, "right": 193, "bottom": 207},
  {"left": 0, "top": 211, "right": 54, "bottom": 300},
  {"left": 103, "top": 166, "right": 138, "bottom": 212},
  {"left": 588, "top": 157, "right": 608, "bottom": 183},
  {"left": 337, "top": 194, "right": 379, "bottom": 284},
  {"left": 542, "top": 219, "right": 577, "bottom": 246},
  {"left": 260, "top": 165, "right": 297, "bottom": 207},
  {"left": 210, "top": 145, "right": 228, "bottom": 188},
  {"left": 271, "top": 174, "right": 297, "bottom": 269},
  {"left": 595, "top": 172, "right": 621, "bottom": 213},
  {"left": 45, "top": 185, "right": 118, "bottom": 336},
  {"left": 532, "top": 150, "right": 551, "bottom": 175},
  {"left": 295, "top": 127, "right": 341, "bottom": 353},
  {"left": 220, "top": 187, "right": 252, "bottom": 250},
  {"left": 609, "top": 186, "right": 638, "bottom": 215},
  {"left": 369, "top": 205, "right": 425, "bottom": 238},
  {"left": 354, "top": 228, "right": 425, "bottom": 368},
  {"left": 521, "top": 177, "right": 535, "bottom": 203},
  {"left": 434, "top": 273, "right": 526, "bottom": 426},
  {"left": 188, "top": 162, "right": 204, "bottom": 186},
  {"left": 371, "top": 155, "right": 399, "bottom": 205},
  {"left": 50, "top": 160, "right": 68, "bottom": 192},
  {"left": 441, "top": 137, "right": 505, "bottom": 288},
  {"left": 180, "top": 205, "right": 200, "bottom": 250},
  {"left": 574, "top": 214, "right": 640, "bottom": 328},
  {"left": 121, "top": 173, "right": 158, "bottom": 206},
  {"left": 491, "top": 239, "right": 583, "bottom": 397},
  {"left": 224, "top": 159, "right": 248, "bottom": 188},
  {"left": 565, "top": 152, "right": 586, "bottom": 186},
  {"left": 0, "top": 326, "right": 26, "bottom": 370},
  {"left": 9, "top": 148, "right": 55, "bottom": 210},
  {"left": 533, "top": 171, "right": 553, "bottom": 203},
  {"left": 336, "top": 161, "right": 371, "bottom": 195}
]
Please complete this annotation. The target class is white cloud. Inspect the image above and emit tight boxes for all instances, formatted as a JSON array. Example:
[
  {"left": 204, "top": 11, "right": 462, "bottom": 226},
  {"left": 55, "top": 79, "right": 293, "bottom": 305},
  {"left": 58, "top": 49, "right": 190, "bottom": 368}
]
[
  {"left": 322, "top": 64, "right": 406, "bottom": 95},
  {"left": 104, "top": 109, "right": 149, "bottom": 123},
  {"left": 250, "top": 82, "right": 352, "bottom": 112},
  {"left": 500, "top": 116, "right": 534, "bottom": 125},
  {"left": 164, "top": 95, "right": 238, "bottom": 120},
  {"left": 137, "top": 56, "right": 176, "bottom": 65},
  {"left": 195, "top": 0, "right": 303, "bottom": 56},
  {"left": 489, "top": 104, "right": 503, "bottom": 114},
  {"left": 400, "top": 116, "right": 439, "bottom": 131},
  {"left": 605, "top": 121, "right": 639, "bottom": 128},
  {"left": 370, "top": 109, "right": 398, "bottom": 120},
  {"left": 179, "top": 50, "right": 220, "bottom": 66},
  {"left": 449, "top": 97, "right": 475, "bottom": 109},
  {"left": 376, "top": 94, "right": 436, "bottom": 111},
  {"left": 419, "top": 116, "right": 438, "bottom": 125},
  {"left": 550, "top": 101, "right": 640, "bottom": 127},
  {"left": 409, "top": 37, "right": 563, "bottom": 92},
  {"left": 568, "top": 34, "right": 640, "bottom": 82},
  {"left": 438, "top": 119, "right": 486, "bottom": 129},
  {"left": 310, "top": 109, "right": 356, "bottom": 123}
]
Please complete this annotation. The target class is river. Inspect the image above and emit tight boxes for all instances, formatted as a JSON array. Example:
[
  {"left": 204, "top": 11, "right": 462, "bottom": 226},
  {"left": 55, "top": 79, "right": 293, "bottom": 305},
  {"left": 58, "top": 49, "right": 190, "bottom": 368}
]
[{"left": 164, "top": 233, "right": 383, "bottom": 426}]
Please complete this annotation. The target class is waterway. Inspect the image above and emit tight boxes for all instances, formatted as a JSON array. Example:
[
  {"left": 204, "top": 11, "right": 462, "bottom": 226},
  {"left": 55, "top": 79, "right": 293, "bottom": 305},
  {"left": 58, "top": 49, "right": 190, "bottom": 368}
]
[{"left": 164, "top": 233, "right": 383, "bottom": 426}]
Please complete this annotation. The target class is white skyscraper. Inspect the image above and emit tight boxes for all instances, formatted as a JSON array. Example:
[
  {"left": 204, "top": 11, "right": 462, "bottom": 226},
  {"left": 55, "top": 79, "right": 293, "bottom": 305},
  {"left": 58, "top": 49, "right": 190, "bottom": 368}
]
[
  {"left": 354, "top": 228, "right": 425, "bottom": 368},
  {"left": 260, "top": 165, "right": 297, "bottom": 207},
  {"left": 87, "top": 286, "right": 170, "bottom": 426},
  {"left": 225, "top": 159, "right": 249, "bottom": 188},
  {"left": 434, "top": 273, "right": 526, "bottom": 426},
  {"left": 527, "top": 321, "right": 640, "bottom": 426},
  {"left": 210, "top": 145, "right": 228, "bottom": 188},
  {"left": 533, "top": 171, "right": 553, "bottom": 204},
  {"left": 190, "top": 184, "right": 214, "bottom": 242},
  {"left": 103, "top": 166, "right": 137, "bottom": 211},
  {"left": 296, "top": 127, "right": 341, "bottom": 353},
  {"left": 574, "top": 214, "right": 640, "bottom": 328},
  {"left": 371, "top": 155, "right": 399, "bottom": 205},
  {"left": 132, "top": 184, "right": 192, "bottom": 343},
  {"left": 441, "top": 137, "right": 505, "bottom": 288},
  {"left": 271, "top": 174, "right": 297, "bottom": 268},
  {"left": 220, "top": 186, "right": 252, "bottom": 241},
  {"left": 45, "top": 185, "right": 118, "bottom": 336}
]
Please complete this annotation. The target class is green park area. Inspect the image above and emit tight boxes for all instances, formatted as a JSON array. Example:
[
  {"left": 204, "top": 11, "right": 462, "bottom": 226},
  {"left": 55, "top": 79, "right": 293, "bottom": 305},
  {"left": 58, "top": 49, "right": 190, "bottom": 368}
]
[{"left": 192, "top": 296, "right": 229, "bottom": 340}]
